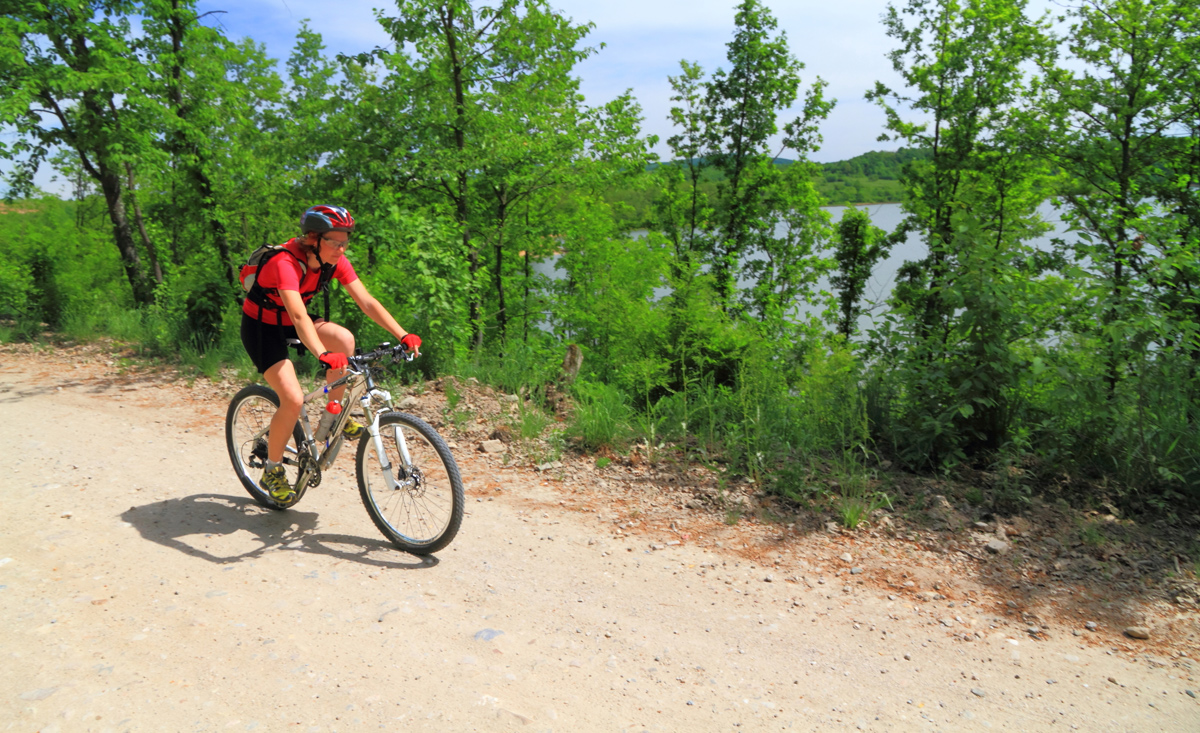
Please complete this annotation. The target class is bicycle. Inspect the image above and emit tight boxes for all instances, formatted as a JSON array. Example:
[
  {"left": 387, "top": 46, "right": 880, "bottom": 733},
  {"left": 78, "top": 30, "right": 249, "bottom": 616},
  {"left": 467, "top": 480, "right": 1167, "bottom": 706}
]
[{"left": 224, "top": 342, "right": 464, "bottom": 555}]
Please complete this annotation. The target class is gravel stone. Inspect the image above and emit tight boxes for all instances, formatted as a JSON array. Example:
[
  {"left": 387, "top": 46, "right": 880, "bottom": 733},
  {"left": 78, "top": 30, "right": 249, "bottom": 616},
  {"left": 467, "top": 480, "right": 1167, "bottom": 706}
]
[{"left": 985, "top": 539, "right": 1010, "bottom": 555}]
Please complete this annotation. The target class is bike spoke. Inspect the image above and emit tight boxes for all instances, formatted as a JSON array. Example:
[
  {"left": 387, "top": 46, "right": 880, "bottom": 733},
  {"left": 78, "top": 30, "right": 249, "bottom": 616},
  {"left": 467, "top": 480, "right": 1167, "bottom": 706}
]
[
  {"left": 227, "top": 386, "right": 306, "bottom": 509},
  {"left": 358, "top": 414, "right": 462, "bottom": 552}
]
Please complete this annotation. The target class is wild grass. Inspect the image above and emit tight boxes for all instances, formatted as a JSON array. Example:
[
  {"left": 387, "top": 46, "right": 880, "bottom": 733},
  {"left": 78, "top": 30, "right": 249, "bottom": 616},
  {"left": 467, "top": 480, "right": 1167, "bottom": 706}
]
[
  {"left": 457, "top": 341, "right": 555, "bottom": 403},
  {"left": 568, "top": 380, "right": 633, "bottom": 452},
  {"left": 441, "top": 379, "right": 474, "bottom": 432},
  {"left": 512, "top": 399, "right": 552, "bottom": 441}
]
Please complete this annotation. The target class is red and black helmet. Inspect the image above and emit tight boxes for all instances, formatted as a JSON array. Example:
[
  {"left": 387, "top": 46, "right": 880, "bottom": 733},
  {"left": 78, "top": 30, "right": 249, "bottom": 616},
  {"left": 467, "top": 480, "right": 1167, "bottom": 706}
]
[{"left": 300, "top": 205, "right": 355, "bottom": 234}]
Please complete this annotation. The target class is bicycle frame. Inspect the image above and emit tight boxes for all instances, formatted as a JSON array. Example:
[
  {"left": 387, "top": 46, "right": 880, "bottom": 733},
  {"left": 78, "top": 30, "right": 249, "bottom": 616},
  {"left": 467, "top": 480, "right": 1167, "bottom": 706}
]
[{"left": 290, "top": 351, "right": 414, "bottom": 493}]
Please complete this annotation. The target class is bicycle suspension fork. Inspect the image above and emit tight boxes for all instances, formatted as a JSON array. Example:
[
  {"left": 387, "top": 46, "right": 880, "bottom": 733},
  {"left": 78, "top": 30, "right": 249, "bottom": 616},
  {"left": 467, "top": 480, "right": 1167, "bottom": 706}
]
[{"left": 361, "top": 387, "right": 412, "bottom": 491}]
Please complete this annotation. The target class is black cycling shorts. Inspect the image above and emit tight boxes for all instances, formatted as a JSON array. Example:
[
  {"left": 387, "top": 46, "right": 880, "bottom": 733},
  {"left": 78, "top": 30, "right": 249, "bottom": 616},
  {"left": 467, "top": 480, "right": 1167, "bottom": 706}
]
[{"left": 240, "top": 312, "right": 322, "bottom": 374}]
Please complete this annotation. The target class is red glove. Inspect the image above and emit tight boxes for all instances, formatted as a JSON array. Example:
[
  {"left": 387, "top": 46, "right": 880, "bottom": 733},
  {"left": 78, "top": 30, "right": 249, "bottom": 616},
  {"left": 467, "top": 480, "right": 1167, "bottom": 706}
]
[
  {"left": 400, "top": 334, "right": 422, "bottom": 353},
  {"left": 319, "top": 351, "right": 348, "bottom": 371}
]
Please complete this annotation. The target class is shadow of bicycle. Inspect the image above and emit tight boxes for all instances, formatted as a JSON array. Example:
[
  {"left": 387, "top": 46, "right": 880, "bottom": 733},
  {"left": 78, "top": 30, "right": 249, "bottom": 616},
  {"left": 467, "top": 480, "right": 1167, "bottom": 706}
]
[{"left": 120, "top": 493, "right": 438, "bottom": 570}]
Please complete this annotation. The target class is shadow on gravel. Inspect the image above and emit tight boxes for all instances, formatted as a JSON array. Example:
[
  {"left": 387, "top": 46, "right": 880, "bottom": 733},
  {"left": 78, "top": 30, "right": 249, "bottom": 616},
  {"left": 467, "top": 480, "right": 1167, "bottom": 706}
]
[
  {"left": 83, "top": 370, "right": 180, "bottom": 395},
  {"left": 0, "top": 381, "right": 88, "bottom": 403},
  {"left": 121, "top": 493, "right": 438, "bottom": 570}
]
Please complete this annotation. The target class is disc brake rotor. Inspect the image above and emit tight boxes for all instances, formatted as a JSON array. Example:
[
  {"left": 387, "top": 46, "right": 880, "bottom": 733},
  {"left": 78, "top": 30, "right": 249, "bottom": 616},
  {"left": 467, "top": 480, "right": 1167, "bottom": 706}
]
[{"left": 407, "top": 466, "right": 425, "bottom": 496}]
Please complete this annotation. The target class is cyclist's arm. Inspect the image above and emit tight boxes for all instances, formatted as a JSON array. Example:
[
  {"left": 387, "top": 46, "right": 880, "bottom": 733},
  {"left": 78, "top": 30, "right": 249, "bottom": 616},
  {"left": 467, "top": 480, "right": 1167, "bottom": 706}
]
[
  {"left": 279, "top": 289, "right": 329, "bottom": 357},
  {"left": 343, "top": 279, "right": 412, "bottom": 346}
]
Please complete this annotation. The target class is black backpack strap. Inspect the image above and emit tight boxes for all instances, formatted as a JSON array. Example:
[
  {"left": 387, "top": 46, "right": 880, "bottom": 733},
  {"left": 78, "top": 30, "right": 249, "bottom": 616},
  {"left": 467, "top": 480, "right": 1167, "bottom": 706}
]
[{"left": 318, "top": 262, "right": 335, "bottom": 322}]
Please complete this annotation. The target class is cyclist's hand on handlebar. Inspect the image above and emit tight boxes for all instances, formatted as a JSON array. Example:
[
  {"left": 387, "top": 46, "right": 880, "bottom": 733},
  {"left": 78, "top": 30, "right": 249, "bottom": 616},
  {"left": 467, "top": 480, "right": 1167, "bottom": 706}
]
[
  {"left": 400, "top": 333, "right": 422, "bottom": 356},
  {"left": 319, "top": 351, "right": 348, "bottom": 371}
]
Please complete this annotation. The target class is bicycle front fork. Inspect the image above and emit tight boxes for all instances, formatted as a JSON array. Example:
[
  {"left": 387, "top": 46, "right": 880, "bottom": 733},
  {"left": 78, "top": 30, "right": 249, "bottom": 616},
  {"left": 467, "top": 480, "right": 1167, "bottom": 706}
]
[{"left": 363, "top": 391, "right": 412, "bottom": 491}]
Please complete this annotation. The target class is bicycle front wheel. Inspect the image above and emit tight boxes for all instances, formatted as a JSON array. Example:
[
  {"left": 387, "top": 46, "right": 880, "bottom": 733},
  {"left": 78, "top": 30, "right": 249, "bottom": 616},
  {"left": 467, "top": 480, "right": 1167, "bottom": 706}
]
[
  {"left": 356, "top": 412, "right": 464, "bottom": 554},
  {"left": 225, "top": 384, "right": 307, "bottom": 510}
]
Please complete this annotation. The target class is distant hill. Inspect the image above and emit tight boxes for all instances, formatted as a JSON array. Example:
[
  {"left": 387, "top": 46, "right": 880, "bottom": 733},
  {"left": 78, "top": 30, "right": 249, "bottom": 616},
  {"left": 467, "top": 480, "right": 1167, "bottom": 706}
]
[{"left": 814, "top": 148, "right": 928, "bottom": 205}]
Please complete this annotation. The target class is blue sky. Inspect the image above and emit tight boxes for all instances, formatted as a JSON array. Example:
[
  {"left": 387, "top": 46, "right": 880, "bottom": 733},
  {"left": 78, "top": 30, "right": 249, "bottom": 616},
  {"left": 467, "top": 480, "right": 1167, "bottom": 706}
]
[{"left": 193, "top": 0, "right": 912, "bottom": 163}]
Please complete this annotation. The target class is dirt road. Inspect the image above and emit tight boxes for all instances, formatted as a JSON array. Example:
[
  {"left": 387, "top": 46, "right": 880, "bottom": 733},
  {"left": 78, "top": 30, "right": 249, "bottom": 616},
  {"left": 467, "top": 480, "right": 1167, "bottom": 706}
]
[{"left": 2, "top": 344, "right": 1197, "bottom": 732}]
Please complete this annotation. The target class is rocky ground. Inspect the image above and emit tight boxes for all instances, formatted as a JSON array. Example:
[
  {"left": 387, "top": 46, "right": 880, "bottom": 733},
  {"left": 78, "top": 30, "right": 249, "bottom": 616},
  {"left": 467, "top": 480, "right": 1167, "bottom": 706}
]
[{"left": 2, "top": 338, "right": 1198, "bottom": 732}]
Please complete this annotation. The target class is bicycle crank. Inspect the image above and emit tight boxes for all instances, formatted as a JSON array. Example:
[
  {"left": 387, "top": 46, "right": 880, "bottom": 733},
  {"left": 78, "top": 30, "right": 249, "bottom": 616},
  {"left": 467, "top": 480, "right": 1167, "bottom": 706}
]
[{"left": 298, "top": 454, "right": 322, "bottom": 489}]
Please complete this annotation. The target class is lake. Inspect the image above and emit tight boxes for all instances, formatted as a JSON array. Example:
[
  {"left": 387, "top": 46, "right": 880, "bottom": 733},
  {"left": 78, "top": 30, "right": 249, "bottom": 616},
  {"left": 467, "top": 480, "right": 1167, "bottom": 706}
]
[{"left": 533, "top": 201, "right": 1077, "bottom": 333}]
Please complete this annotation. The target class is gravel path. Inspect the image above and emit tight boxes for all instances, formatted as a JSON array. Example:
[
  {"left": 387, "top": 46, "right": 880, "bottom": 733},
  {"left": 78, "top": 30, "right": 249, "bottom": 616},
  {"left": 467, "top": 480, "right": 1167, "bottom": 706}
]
[{"left": 2, "top": 344, "right": 1197, "bottom": 731}]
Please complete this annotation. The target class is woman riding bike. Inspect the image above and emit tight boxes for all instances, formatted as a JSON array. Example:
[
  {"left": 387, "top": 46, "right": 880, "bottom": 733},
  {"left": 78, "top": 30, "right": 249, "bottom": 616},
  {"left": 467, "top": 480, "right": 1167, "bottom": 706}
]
[{"left": 240, "top": 204, "right": 421, "bottom": 504}]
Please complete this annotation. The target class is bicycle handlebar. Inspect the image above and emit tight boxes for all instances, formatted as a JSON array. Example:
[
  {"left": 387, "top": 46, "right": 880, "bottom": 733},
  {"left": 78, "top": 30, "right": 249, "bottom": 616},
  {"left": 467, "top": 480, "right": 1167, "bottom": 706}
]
[{"left": 347, "top": 342, "right": 415, "bottom": 372}]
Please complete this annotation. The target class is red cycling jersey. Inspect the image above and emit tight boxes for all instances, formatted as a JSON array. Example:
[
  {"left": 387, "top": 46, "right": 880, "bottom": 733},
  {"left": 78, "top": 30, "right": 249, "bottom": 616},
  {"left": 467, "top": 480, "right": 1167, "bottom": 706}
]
[{"left": 241, "top": 238, "right": 358, "bottom": 326}]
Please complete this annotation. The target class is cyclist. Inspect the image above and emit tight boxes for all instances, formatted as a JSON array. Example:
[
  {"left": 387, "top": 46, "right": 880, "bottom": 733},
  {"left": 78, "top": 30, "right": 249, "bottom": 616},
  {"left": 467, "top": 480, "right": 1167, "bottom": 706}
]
[{"left": 240, "top": 205, "right": 421, "bottom": 503}]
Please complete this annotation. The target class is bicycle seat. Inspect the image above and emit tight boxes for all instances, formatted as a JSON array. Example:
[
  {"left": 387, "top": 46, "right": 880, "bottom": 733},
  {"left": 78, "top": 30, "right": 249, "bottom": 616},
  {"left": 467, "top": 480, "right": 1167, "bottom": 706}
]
[{"left": 286, "top": 338, "right": 302, "bottom": 346}]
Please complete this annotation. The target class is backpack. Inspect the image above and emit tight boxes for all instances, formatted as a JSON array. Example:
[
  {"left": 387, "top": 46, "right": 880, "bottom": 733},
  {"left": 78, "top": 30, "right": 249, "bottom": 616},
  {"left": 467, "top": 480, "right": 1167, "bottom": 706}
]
[{"left": 239, "top": 243, "right": 336, "bottom": 322}]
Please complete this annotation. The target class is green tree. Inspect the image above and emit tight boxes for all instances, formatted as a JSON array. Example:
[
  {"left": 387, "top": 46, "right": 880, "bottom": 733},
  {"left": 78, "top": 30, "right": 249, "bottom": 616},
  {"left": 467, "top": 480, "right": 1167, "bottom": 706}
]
[
  {"left": 742, "top": 160, "right": 832, "bottom": 331},
  {"left": 143, "top": 1, "right": 224, "bottom": 276},
  {"left": 701, "top": 0, "right": 834, "bottom": 311},
  {"left": 475, "top": 90, "right": 651, "bottom": 346},
  {"left": 1036, "top": 0, "right": 1200, "bottom": 394},
  {"left": 830, "top": 206, "right": 888, "bottom": 338},
  {"left": 1017, "top": 0, "right": 1200, "bottom": 491},
  {"left": 867, "top": 0, "right": 1053, "bottom": 462},
  {"left": 1, "top": 0, "right": 159, "bottom": 303},
  {"left": 365, "top": 0, "right": 598, "bottom": 351},
  {"left": 661, "top": 60, "right": 713, "bottom": 267}
]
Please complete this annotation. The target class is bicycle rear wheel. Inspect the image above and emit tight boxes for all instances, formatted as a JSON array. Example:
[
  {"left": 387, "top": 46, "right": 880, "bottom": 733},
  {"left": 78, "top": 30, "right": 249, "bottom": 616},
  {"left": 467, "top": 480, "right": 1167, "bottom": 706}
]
[
  {"left": 225, "top": 384, "right": 307, "bottom": 510},
  {"left": 356, "top": 412, "right": 464, "bottom": 554}
]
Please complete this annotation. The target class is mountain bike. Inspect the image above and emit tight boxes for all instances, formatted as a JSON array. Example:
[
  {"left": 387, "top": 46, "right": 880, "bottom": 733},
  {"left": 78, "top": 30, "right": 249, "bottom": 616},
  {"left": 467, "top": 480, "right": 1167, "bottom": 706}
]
[{"left": 224, "top": 342, "right": 464, "bottom": 555}]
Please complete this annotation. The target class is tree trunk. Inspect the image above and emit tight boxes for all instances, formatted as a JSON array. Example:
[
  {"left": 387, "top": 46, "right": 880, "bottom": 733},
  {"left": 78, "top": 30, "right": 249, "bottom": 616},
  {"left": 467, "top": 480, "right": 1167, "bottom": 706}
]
[
  {"left": 193, "top": 166, "right": 234, "bottom": 279},
  {"left": 463, "top": 177, "right": 482, "bottom": 351},
  {"left": 559, "top": 343, "right": 583, "bottom": 386},
  {"left": 441, "top": 5, "right": 481, "bottom": 351},
  {"left": 523, "top": 207, "right": 531, "bottom": 346},
  {"left": 97, "top": 162, "right": 154, "bottom": 305},
  {"left": 124, "top": 162, "right": 163, "bottom": 284},
  {"left": 494, "top": 189, "right": 509, "bottom": 346}
]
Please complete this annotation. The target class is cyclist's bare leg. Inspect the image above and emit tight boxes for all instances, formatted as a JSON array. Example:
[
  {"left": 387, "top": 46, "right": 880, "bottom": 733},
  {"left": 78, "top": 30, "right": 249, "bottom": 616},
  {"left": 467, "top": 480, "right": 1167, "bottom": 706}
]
[
  {"left": 313, "top": 320, "right": 355, "bottom": 402},
  {"left": 262, "top": 358, "right": 304, "bottom": 464}
]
